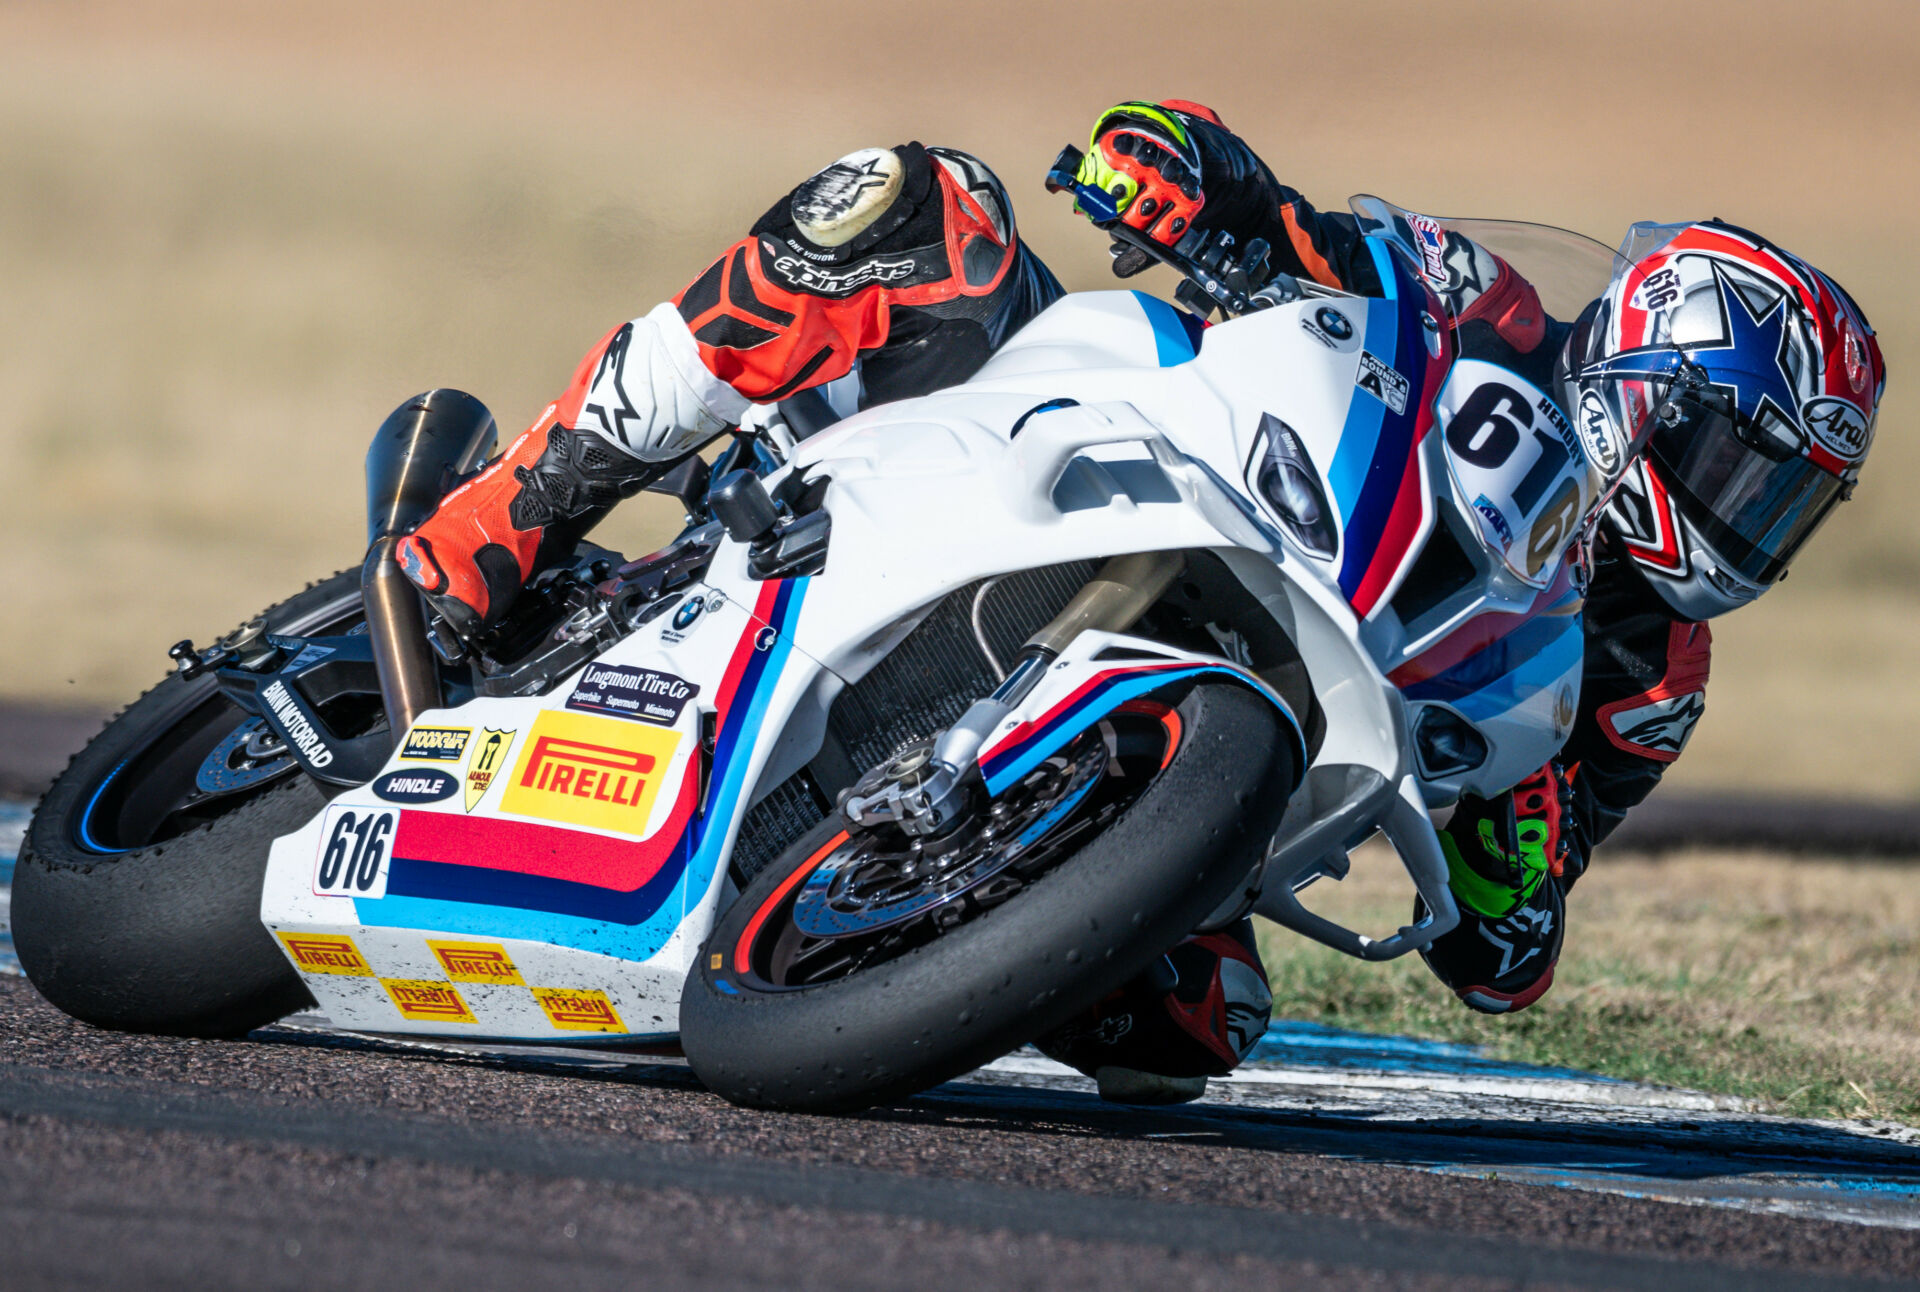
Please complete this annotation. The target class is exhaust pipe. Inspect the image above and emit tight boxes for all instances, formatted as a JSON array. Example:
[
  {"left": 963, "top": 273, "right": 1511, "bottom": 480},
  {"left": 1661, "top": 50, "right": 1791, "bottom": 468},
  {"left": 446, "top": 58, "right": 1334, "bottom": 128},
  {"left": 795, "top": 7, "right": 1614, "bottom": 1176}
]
[{"left": 362, "top": 389, "right": 497, "bottom": 744}]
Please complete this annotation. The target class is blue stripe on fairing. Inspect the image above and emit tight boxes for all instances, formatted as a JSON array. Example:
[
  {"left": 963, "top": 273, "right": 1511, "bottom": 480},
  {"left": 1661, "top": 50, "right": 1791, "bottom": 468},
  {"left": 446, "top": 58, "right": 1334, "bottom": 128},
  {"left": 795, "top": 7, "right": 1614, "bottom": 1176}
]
[
  {"left": 1405, "top": 614, "right": 1584, "bottom": 723},
  {"left": 361, "top": 580, "right": 810, "bottom": 963},
  {"left": 1323, "top": 249, "right": 1394, "bottom": 524},
  {"left": 982, "top": 665, "right": 1301, "bottom": 796},
  {"left": 1336, "top": 241, "right": 1427, "bottom": 600},
  {"left": 1131, "top": 291, "right": 1200, "bottom": 366}
]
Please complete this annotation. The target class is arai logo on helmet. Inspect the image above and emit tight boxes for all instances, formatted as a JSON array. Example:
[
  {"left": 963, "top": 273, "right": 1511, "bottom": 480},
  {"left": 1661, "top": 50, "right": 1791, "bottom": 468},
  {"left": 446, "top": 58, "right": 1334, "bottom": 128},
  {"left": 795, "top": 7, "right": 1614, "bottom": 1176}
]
[
  {"left": 1577, "top": 390, "right": 1624, "bottom": 476},
  {"left": 1802, "top": 397, "right": 1870, "bottom": 461}
]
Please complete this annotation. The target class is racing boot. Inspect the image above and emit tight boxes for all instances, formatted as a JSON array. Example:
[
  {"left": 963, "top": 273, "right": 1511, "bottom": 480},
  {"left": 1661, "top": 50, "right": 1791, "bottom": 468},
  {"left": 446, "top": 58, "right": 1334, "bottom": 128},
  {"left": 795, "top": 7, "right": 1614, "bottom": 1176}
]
[
  {"left": 396, "top": 418, "right": 655, "bottom": 638},
  {"left": 1417, "top": 762, "right": 1576, "bottom": 1014},
  {"left": 1035, "top": 918, "right": 1273, "bottom": 1104}
]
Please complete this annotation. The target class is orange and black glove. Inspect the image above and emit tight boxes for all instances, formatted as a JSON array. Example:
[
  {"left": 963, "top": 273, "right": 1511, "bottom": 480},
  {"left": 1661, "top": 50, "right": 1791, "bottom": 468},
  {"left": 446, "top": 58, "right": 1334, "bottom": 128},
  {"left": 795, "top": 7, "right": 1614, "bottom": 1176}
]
[{"left": 1067, "top": 99, "right": 1289, "bottom": 274}]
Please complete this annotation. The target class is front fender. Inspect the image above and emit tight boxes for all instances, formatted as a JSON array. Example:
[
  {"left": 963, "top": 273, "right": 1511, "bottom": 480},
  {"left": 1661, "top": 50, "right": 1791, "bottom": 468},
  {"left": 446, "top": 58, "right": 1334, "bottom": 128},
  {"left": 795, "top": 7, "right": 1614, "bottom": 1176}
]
[{"left": 973, "top": 631, "right": 1306, "bottom": 797}]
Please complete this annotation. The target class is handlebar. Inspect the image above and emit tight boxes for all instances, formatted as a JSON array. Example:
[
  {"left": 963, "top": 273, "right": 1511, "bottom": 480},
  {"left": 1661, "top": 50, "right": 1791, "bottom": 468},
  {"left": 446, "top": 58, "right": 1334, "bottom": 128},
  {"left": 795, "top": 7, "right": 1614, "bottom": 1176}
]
[{"left": 1045, "top": 144, "right": 1283, "bottom": 319}]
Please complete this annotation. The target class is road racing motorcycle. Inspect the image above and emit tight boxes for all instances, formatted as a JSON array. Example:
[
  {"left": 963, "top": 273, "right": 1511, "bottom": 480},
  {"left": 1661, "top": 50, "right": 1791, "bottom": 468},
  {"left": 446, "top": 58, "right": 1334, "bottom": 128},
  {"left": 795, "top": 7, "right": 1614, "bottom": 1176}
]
[{"left": 13, "top": 187, "right": 1634, "bottom": 1112}]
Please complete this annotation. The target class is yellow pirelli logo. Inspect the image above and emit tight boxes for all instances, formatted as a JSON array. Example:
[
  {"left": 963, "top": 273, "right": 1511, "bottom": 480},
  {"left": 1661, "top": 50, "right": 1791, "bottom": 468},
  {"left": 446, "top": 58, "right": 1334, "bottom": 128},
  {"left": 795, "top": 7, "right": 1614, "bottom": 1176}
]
[
  {"left": 499, "top": 710, "right": 678, "bottom": 836},
  {"left": 426, "top": 939, "right": 524, "bottom": 987},
  {"left": 380, "top": 978, "right": 477, "bottom": 1024},
  {"left": 531, "top": 986, "right": 624, "bottom": 1033},
  {"left": 277, "top": 932, "right": 372, "bottom": 977}
]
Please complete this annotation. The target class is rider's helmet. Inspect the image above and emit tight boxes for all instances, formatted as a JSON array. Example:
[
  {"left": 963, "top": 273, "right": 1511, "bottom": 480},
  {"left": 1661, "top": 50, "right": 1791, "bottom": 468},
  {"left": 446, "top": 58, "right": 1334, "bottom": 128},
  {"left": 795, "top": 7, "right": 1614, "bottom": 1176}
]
[{"left": 1566, "top": 220, "right": 1884, "bottom": 619}]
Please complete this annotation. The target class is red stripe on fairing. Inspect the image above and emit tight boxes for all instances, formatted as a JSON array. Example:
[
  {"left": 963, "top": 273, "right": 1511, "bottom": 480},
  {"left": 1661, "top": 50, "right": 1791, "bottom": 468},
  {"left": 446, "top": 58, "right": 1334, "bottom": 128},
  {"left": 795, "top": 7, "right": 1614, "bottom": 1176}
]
[
  {"left": 1348, "top": 344, "right": 1444, "bottom": 619},
  {"left": 1349, "top": 451, "right": 1427, "bottom": 617},
  {"left": 712, "top": 582, "right": 786, "bottom": 717},
  {"left": 393, "top": 769, "right": 698, "bottom": 890},
  {"left": 1388, "top": 561, "right": 1578, "bottom": 688},
  {"left": 982, "top": 662, "right": 1196, "bottom": 764}
]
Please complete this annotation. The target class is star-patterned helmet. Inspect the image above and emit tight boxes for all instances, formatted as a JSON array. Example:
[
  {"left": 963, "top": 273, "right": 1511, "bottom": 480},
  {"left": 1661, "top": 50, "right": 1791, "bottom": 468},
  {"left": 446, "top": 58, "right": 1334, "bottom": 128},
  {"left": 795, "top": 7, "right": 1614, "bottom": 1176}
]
[{"left": 1570, "top": 220, "right": 1884, "bottom": 618}]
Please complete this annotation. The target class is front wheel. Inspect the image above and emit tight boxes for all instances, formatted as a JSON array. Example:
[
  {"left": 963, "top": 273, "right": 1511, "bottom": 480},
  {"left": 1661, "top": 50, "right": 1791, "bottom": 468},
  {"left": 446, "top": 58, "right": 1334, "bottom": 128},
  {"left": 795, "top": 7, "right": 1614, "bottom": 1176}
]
[
  {"left": 681, "top": 680, "right": 1297, "bottom": 1113},
  {"left": 12, "top": 569, "right": 365, "bottom": 1037}
]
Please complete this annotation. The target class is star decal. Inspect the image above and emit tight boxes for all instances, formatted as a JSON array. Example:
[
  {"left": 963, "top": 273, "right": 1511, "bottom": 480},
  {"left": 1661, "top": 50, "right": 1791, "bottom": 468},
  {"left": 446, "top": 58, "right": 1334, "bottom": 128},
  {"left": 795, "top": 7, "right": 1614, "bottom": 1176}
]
[{"left": 1580, "top": 261, "right": 1804, "bottom": 437}]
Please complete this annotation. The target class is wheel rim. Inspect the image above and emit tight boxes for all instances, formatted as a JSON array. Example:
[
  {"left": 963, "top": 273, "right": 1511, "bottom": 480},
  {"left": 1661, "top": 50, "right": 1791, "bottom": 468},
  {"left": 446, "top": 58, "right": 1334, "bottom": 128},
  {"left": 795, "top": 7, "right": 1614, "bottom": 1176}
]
[
  {"left": 71, "top": 586, "right": 364, "bottom": 853},
  {"left": 732, "top": 703, "right": 1181, "bottom": 991}
]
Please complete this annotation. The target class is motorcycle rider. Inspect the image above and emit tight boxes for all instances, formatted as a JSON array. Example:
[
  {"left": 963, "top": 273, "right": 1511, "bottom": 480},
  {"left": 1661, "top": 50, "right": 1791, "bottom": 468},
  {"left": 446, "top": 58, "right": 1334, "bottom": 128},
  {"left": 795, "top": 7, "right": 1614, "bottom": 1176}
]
[
  {"left": 1052, "top": 99, "right": 1885, "bottom": 1039},
  {"left": 398, "top": 107, "right": 1883, "bottom": 1103},
  {"left": 396, "top": 143, "right": 1061, "bottom": 636}
]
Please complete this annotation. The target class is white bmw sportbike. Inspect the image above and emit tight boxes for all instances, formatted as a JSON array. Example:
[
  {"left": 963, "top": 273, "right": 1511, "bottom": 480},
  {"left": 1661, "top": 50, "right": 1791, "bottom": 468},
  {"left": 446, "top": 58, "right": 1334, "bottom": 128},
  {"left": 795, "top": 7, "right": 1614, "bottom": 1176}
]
[{"left": 14, "top": 194, "right": 1630, "bottom": 1112}]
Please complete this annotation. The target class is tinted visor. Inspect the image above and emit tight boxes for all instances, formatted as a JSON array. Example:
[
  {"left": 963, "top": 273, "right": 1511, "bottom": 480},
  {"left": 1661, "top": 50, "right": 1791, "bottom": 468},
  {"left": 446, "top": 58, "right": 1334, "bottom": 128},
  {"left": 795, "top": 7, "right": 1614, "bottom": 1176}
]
[{"left": 1646, "top": 387, "right": 1846, "bottom": 584}]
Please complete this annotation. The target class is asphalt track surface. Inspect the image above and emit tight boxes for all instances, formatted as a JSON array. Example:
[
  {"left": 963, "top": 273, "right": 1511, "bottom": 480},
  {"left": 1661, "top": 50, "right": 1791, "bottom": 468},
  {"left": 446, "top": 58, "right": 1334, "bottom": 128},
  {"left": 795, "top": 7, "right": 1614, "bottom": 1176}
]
[
  {"left": 8, "top": 712, "right": 1920, "bottom": 1287},
  {"left": 9, "top": 973, "right": 1920, "bottom": 1291}
]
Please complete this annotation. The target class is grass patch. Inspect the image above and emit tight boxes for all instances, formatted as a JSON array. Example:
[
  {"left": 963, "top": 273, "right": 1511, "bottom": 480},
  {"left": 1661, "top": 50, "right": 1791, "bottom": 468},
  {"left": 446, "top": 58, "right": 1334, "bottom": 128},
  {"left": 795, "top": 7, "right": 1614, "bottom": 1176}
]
[{"left": 1256, "top": 844, "right": 1920, "bottom": 1122}]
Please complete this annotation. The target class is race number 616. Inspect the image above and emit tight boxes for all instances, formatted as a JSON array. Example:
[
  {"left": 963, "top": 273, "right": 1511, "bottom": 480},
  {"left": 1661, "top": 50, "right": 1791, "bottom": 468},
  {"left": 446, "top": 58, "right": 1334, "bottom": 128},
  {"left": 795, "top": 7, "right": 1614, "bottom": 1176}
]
[{"left": 312, "top": 806, "right": 397, "bottom": 899}]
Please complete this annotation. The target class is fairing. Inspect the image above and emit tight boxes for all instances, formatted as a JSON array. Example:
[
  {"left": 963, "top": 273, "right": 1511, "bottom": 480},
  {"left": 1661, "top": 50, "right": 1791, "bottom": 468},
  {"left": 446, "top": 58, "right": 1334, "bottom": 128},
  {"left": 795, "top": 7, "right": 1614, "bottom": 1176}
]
[{"left": 263, "top": 234, "right": 1624, "bottom": 1031}]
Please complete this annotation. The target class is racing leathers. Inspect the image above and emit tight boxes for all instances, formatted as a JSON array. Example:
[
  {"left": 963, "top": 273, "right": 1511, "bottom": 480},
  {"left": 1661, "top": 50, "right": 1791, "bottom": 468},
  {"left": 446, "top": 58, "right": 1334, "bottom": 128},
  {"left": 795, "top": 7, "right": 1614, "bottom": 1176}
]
[
  {"left": 397, "top": 143, "right": 1061, "bottom": 636},
  {"left": 1079, "top": 100, "right": 1712, "bottom": 1013}
]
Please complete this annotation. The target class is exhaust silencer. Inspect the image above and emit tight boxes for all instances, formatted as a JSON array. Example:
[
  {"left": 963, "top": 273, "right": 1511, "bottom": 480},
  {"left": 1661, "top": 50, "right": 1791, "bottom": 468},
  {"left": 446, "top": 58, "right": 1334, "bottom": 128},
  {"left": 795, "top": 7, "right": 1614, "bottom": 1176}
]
[{"left": 362, "top": 389, "right": 497, "bottom": 744}]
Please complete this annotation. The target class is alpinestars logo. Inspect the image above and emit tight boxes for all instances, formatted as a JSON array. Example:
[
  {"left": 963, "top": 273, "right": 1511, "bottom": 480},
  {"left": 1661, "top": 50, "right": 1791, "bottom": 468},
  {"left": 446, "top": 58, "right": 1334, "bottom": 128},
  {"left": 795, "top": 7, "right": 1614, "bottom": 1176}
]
[
  {"left": 771, "top": 255, "right": 917, "bottom": 294},
  {"left": 1609, "top": 692, "right": 1705, "bottom": 756}
]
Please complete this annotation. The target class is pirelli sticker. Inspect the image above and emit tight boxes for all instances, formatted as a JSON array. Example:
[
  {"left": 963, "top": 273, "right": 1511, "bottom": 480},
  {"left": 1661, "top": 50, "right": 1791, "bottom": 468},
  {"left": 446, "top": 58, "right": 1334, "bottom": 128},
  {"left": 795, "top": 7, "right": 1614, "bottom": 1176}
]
[
  {"left": 499, "top": 710, "right": 678, "bottom": 836},
  {"left": 532, "top": 986, "right": 624, "bottom": 1033},
  {"left": 276, "top": 932, "right": 372, "bottom": 977},
  {"left": 399, "top": 726, "right": 471, "bottom": 763},
  {"left": 426, "top": 939, "right": 524, "bottom": 987},
  {"left": 381, "top": 978, "right": 477, "bottom": 1024}
]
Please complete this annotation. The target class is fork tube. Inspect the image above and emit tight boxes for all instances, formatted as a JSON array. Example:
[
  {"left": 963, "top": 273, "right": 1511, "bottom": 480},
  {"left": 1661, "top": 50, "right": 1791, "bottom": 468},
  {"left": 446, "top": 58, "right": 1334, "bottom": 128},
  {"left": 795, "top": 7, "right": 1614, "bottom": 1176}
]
[{"left": 1022, "top": 551, "right": 1186, "bottom": 658}]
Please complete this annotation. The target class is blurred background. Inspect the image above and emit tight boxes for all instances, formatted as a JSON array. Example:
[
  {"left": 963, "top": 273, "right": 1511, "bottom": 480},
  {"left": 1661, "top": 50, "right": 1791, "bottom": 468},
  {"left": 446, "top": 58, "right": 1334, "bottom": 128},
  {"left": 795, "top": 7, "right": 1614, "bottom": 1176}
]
[{"left": 2, "top": 0, "right": 1913, "bottom": 800}]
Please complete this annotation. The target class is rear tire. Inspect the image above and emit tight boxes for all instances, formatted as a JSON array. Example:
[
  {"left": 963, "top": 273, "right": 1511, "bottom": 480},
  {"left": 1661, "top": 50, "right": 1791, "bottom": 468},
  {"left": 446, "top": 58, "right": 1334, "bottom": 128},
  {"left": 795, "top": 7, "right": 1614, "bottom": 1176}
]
[
  {"left": 681, "top": 681, "right": 1296, "bottom": 1113},
  {"left": 12, "top": 570, "right": 363, "bottom": 1037}
]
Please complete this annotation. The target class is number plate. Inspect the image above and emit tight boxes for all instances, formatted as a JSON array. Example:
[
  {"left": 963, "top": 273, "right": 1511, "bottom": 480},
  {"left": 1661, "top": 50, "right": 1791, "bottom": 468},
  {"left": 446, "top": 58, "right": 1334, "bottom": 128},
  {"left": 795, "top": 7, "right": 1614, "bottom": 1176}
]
[
  {"left": 312, "top": 805, "right": 398, "bottom": 899},
  {"left": 1436, "top": 359, "right": 1593, "bottom": 587}
]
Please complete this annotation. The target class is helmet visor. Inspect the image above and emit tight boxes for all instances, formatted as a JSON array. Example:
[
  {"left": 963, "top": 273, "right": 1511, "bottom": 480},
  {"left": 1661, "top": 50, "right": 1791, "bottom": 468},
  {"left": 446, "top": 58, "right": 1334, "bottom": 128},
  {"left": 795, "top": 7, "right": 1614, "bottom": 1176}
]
[{"left": 1645, "top": 377, "right": 1846, "bottom": 583}]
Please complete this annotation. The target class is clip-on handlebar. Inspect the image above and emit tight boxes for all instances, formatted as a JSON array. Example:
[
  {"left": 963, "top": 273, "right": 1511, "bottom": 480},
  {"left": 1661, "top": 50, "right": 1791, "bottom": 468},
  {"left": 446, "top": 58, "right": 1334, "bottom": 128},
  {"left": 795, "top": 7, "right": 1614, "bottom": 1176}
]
[{"left": 1046, "top": 144, "right": 1302, "bottom": 319}]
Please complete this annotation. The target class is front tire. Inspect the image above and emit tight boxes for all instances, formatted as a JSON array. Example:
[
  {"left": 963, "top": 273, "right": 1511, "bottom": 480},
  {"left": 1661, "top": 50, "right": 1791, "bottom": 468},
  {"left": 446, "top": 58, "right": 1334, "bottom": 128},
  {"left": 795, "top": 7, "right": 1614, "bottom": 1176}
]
[
  {"left": 681, "top": 681, "right": 1296, "bottom": 1113},
  {"left": 12, "top": 570, "right": 364, "bottom": 1037}
]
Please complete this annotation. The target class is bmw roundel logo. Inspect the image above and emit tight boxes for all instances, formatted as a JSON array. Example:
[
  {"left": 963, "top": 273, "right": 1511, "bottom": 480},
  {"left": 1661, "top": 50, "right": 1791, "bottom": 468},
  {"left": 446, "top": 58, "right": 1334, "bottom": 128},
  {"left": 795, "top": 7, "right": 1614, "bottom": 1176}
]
[
  {"left": 672, "top": 596, "right": 704, "bottom": 630},
  {"left": 1315, "top": 307, "right": 1353, "bottom": 341}
]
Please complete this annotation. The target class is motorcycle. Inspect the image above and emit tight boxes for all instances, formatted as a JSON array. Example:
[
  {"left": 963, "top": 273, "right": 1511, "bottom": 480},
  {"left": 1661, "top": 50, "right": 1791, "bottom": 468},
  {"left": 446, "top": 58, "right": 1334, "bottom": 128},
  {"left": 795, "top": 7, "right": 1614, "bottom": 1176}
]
[{"left": 12, "top": 178, "right": 1631, "bottom": 1113}]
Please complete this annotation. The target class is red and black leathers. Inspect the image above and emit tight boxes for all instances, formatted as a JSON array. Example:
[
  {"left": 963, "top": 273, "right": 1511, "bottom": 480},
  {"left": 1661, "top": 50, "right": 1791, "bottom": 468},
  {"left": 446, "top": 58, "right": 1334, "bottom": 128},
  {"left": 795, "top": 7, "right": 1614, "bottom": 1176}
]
[{"left": 399, "top": 142, "right": 1060, "bottom": 635}]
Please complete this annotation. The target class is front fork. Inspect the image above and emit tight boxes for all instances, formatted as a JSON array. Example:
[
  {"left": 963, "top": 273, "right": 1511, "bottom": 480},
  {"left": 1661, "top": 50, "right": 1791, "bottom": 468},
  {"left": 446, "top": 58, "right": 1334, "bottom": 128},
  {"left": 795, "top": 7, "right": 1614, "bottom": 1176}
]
[{"left": 841, "top": 550, "right": 1187, "bottom": 836}]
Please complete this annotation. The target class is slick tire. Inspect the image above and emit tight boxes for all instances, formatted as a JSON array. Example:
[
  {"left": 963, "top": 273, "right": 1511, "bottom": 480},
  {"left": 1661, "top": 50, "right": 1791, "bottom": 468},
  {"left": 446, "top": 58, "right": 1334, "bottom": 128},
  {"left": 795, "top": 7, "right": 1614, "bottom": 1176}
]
[
  {"left": 12, "top": 571, "right": 363, "bottom": 1038},
  {"left": 681, "top": 681, "right": 1296, "bottom": 1114}
]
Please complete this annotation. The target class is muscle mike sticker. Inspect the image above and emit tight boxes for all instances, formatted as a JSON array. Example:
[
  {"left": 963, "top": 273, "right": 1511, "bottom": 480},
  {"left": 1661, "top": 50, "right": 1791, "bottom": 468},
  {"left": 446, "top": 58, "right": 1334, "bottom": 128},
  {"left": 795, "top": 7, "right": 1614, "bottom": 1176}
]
[
  {"left": 463, "top": 728, "right": 515, "bottom": 811},
  {"left": 565, "top": 663, "right": 699, "bottom": 726},
  {"left": 499, "top": 710, "right": 679, "bottom": 836}
]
